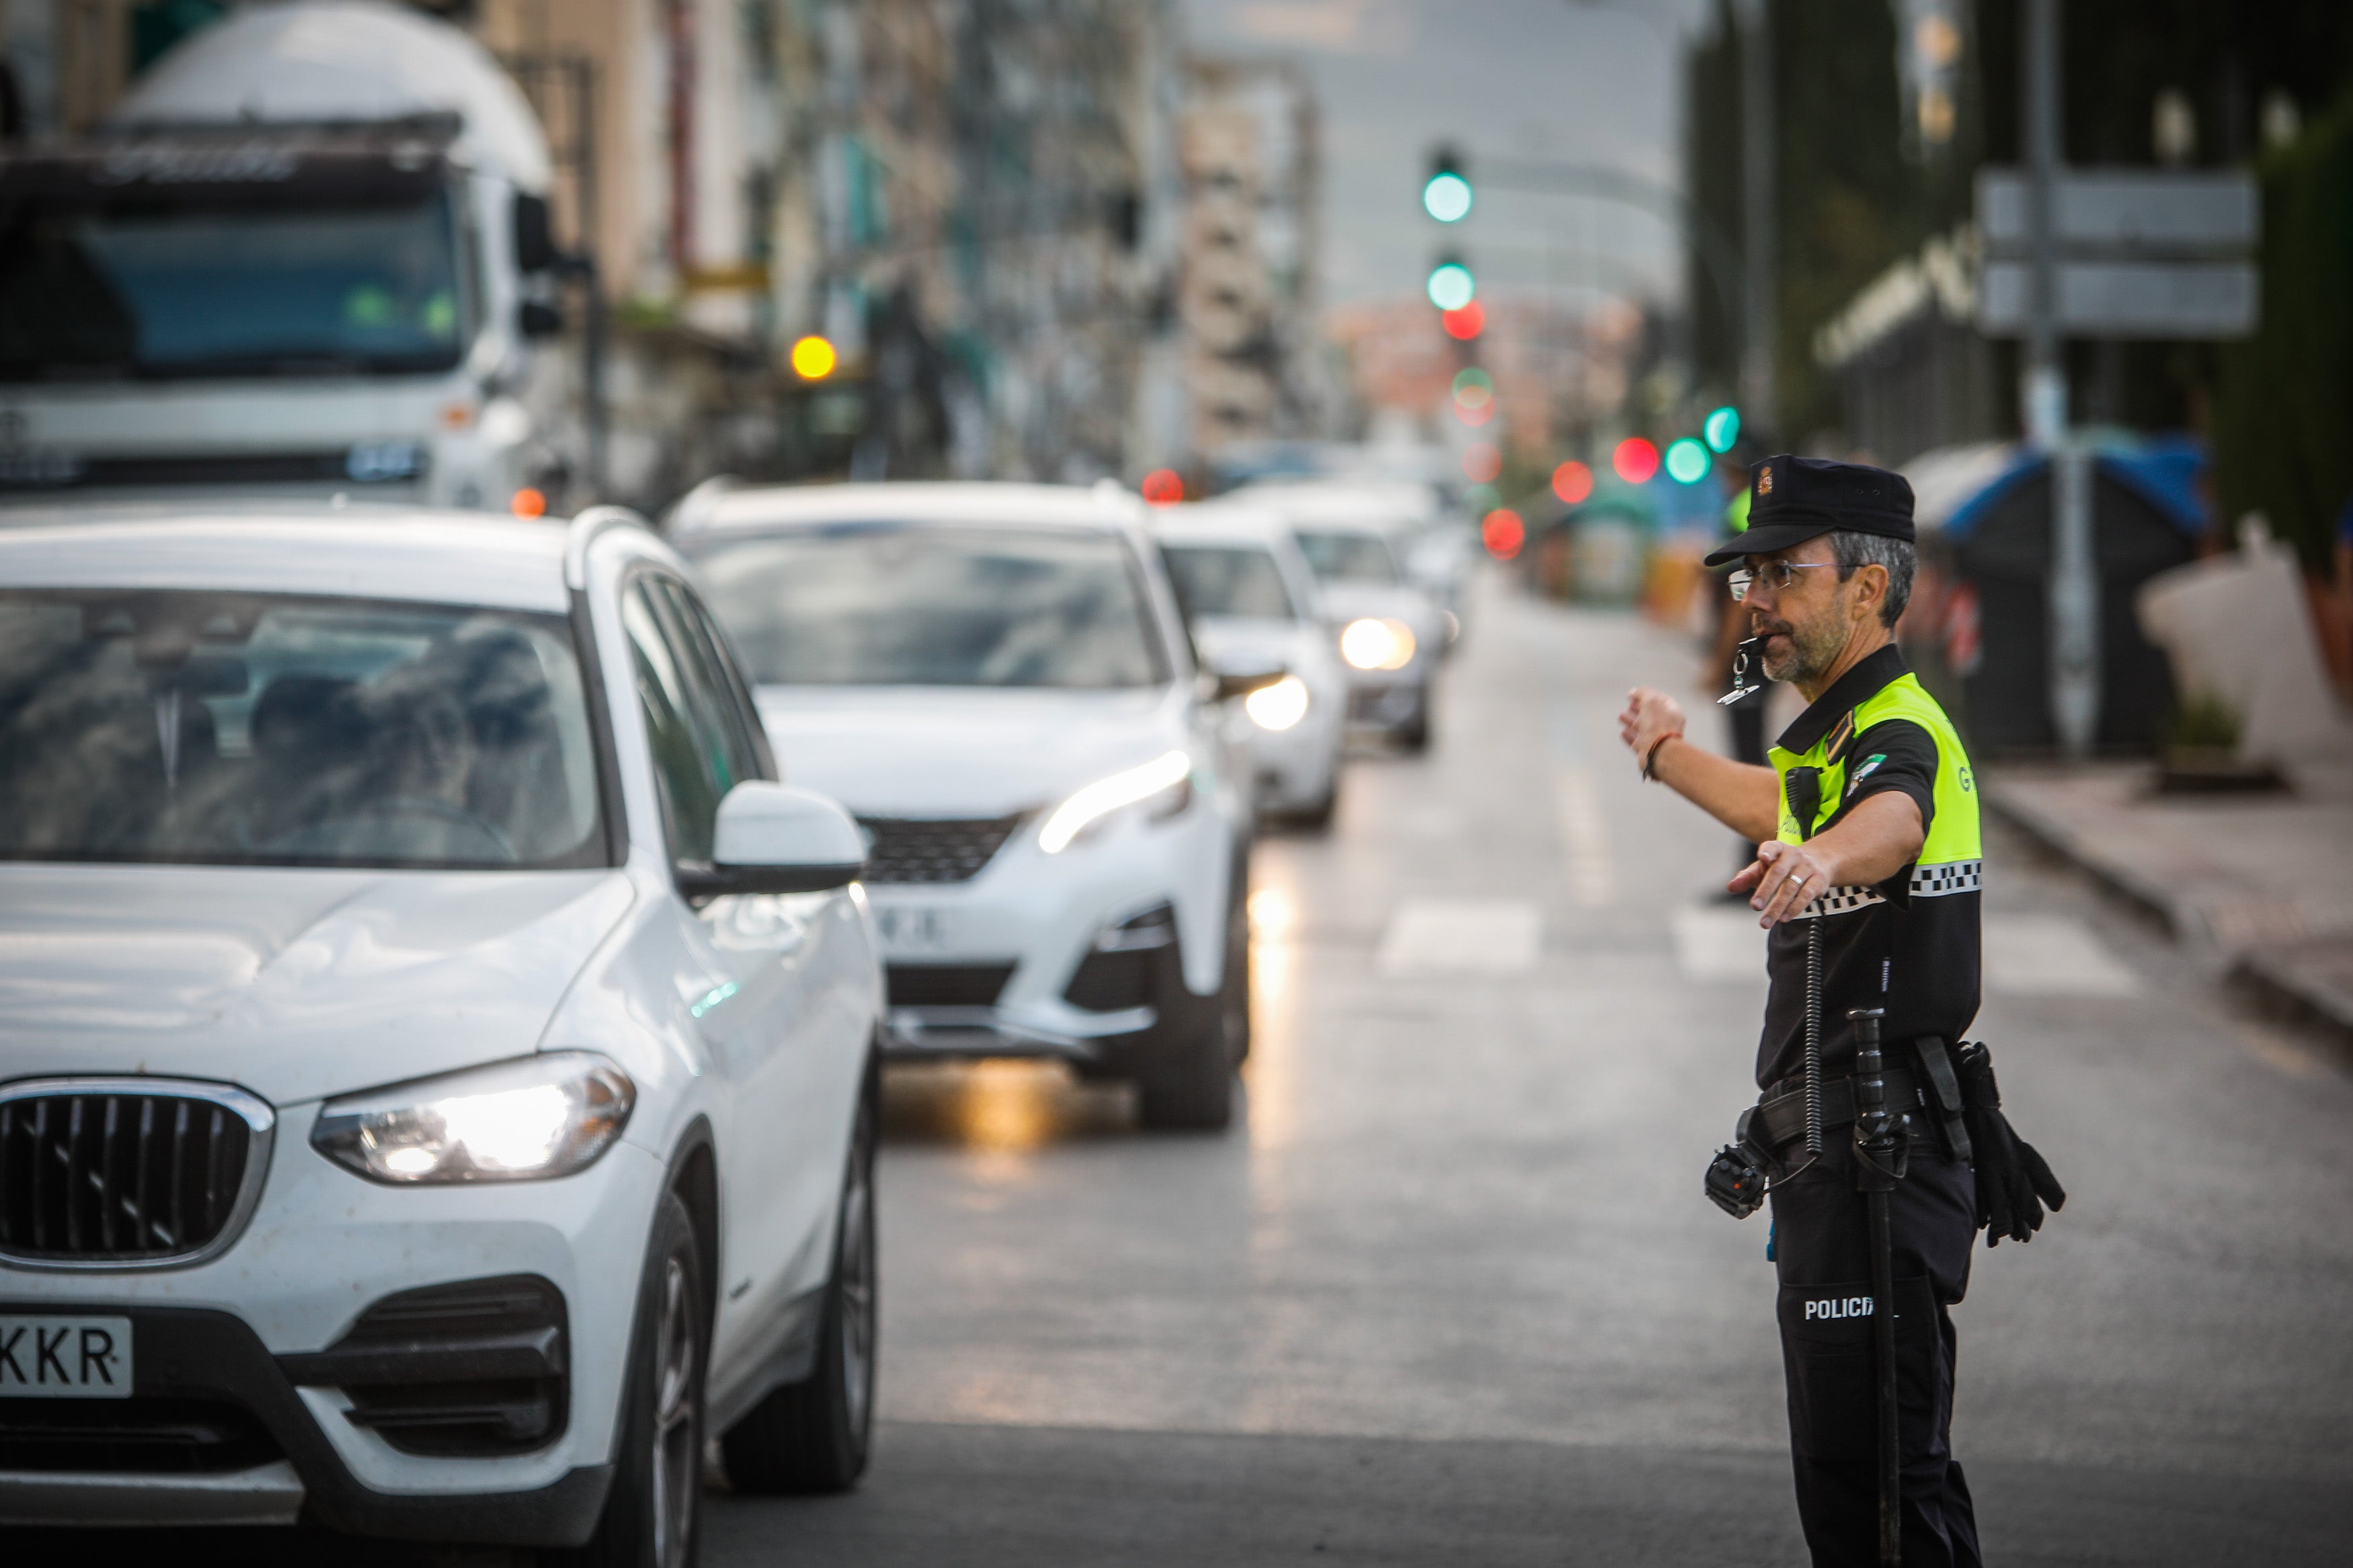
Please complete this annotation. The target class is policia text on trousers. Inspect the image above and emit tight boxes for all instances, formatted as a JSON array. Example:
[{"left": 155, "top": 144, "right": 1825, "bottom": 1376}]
[{"left": 1623, "top": 456, "right": 2065, "bottom": 1568}]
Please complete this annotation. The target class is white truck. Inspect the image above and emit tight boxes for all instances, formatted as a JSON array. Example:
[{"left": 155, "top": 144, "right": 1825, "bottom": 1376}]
[{"left": 0, "top": 1, "right": 575, "bottom": 512}]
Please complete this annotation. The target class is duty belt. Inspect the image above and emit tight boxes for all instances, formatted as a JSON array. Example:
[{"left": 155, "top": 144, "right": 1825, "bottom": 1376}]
[
  {"left": 1756, "top": 1035, "right": 1975, "bottom": 1163},
  {"left": 1755, "top": 1066, "right": 1923, "bottom": 1153}
]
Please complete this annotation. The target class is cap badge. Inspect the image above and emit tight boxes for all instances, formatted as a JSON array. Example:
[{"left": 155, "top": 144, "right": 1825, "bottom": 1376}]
[{"left": 1757, "top": 464, "right": 1773, "bottom": 497}]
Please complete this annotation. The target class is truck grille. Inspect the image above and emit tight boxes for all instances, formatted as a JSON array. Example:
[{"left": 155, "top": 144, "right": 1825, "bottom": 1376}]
[
  {"left": 0, "top": 1084, "right": 274, "bottom": 1266},
  {"left": 857, "top": 814, "right": 1026, "bottom": 883}
]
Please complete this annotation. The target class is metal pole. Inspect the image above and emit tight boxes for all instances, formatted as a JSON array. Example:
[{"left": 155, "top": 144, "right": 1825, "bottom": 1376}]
[
  {"left": 1736, "top": 0, "right": 1777, "bottom": 443},
  {"left": 2025, "top": 0, "right": 2098, "bottom": 755}
]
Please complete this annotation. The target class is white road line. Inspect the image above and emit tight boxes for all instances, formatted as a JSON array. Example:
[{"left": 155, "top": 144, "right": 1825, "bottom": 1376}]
[
  {"left": 1671, "top": 906, "right": 2143, "bottom": 997},
  {"left": 1376, "top": 899, "right": 1543, "bottom": 976},
  {"left": 1672, "top": 907, "right": 1767, "bottom": 982},
  {"left": 1555, "top": 768, "right": 1616, "bottom": 908},
  {"left": 1983, "top": 913, "right": 2142, "bottom": 996}
]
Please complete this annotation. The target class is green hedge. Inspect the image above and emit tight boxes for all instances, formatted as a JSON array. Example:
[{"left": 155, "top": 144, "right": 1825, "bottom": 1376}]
[{"left": 2212, "top": 93, "right": 2353, "bottom": 576}]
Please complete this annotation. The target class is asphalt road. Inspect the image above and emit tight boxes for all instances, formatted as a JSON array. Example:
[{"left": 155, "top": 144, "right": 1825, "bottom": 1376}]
[{"left": 30, "top": 577, "right": 2353, "bottom": 1565}]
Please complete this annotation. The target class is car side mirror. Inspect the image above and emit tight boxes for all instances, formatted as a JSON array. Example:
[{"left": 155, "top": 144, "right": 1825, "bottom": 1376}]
[
  {"left": 1209, "top": 659, "right": 1288, "bottom": 702},
  {"left": 680, "top": 782, "right": 866, "bottom": 896},
  {"left": 518, "top": 300, "right": 565, "bottom": 338}
]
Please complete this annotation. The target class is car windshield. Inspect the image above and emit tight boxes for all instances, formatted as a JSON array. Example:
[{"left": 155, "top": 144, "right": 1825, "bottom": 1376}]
[
  {"left": 691, "top": 524, "right": 1167, "bottom": 688},
  {"left": 0, "top": 190, "right": 468, "bottom": 381},
  {"left": 1293, "top": 529, "right": 1401, "bottom": 585},
  {"left": 1160, "top": 543, "right": 1300, "bottom": 622},
  {"left": 0, "top": 590, "right": 605, "bottom": 868}
]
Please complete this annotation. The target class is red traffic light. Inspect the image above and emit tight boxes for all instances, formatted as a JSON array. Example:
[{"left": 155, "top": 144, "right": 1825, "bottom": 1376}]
[
  {"left": 1481, "top": 507, "right": 1525, "bottom": 560},
  {"left": 1140, "top": 468, "right": 1184, "bottom": 505},
  {"left": 1612, "top": 437, "right": 1659, "bottom": 485},
  {"left": 1550, "top": 460, "right": 1593, "bottom": 505},
  {"left": 1440, "top": 301, "right": 1484, "bottom": 340}
]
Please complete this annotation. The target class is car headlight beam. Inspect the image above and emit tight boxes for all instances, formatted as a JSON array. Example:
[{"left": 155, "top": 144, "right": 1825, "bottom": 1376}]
[
  {"left": 1341, "top": 617, "right": 1418, "bottom": 672},
  {"left": 313, "top": 1052, "right": 636, "bottom": 1184},
  {"left": 1244, "top": 674, "right": 1310, "bottom": 731},
  {"left": 1039, "top": 749, "right": 1194, "bottom": 854}
]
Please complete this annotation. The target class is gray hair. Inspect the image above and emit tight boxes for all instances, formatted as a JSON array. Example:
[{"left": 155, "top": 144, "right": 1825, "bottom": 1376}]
[{"left": 1829, "top": 530, "right": 1915, "bottom": 627}]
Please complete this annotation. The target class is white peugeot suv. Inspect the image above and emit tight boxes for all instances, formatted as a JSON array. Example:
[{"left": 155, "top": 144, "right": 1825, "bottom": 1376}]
[
  {"left": 0, "top": 505, "right": 883, "bottom": 1564},
  {"left": 670, "top": 481, "right": 1266, "bottom": 1132}
]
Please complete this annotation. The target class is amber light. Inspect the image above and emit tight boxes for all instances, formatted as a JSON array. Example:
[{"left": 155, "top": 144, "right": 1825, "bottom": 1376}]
[{"left": 510, "top": 487, "right": 547, "bottom": 519}]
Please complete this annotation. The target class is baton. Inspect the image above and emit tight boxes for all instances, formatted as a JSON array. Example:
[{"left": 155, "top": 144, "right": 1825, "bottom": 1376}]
[{"left": 1851, "top": 1006, "right": 1903, "bottom": 1568}]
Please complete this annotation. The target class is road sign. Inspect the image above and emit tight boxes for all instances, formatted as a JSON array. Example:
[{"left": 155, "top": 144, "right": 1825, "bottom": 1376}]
[
  {"left": 1977, "top": 169, "right": 2257, "bottom": 255},
  {"left": 1978, "top": 259, "right": 2258, "bottom": 337}
]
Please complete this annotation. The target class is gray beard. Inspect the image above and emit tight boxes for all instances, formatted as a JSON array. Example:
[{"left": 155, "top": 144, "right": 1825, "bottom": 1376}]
[{"left": 1761, "top": 620, "right": 1845, "bottom": 688}]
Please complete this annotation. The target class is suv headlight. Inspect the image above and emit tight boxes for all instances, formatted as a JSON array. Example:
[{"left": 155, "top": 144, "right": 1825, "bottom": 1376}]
[
  {"left": 1340, "top": 618, "right": 1417, "bottom": 671},
  {"left": 1244, "top": 674, "right": 1310, "bottom": 731},
  {"left": 1039, "top": 749, "right": 1193, "bottom": 854},
  {"left": 313, "top": 1052, "right": 635, "bottom": 1184}
]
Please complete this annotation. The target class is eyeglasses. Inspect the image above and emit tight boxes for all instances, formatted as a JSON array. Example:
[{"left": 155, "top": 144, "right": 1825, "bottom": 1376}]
[{"left": 1728, "top": 561, "right": 1840, "bottom": 602}]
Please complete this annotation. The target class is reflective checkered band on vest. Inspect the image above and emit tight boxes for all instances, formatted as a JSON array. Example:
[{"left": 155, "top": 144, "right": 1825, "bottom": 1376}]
[
  {"left": 1791, "top": 884, "right": 1887, "bottom": 921},
  {"left": 1911, "top": 859, "right": 1983, "bottom": 897}
]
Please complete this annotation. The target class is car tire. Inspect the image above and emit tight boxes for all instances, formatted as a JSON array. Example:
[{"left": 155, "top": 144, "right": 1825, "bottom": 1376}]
[
  {"left": 1396, "top": 692, "right": 1431, "bottom": 753},
  {"left": 563, "top": 1190, "right": 706, "bottom": 1568},
  {"left": 721, "top": 1057, "right": 879, "bottom": 1495},
  {"left": 1135, "top": 898, "right": 1242, "bottom": 1131},
  {"left": 1295, "top": 774, "right": 1340, "bottom": 830}
]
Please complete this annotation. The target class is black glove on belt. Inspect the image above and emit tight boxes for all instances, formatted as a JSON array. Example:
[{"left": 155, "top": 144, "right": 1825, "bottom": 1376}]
[{"left": 1954, "top": 1041, "right": 2066, "bottom": 1247}]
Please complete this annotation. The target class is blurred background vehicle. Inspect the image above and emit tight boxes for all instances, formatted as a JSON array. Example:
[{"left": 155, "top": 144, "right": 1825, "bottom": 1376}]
[
  {"left": 0, "top": 3, "right": 580, "bottom": 515},
  {"left": 670, "top": 481, "right": 1263, "bottom": 1131},
  {"left": 1235, "top": 479, "right": 1453, "bottom": 752},
  {"left": 1152, "top": 498, "right": 1349, "bottom": 827},
  {"left": 0, "top": 503, "right": 882, "bottom": 1557}
]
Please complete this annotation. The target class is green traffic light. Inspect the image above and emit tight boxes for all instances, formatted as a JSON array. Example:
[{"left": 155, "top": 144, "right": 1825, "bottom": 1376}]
[
  {"left": 1427, "top": 261, "right": 1476, "bottom": 311},
  {"left": 1665, "top": 438, "right": 1712, "bottom": 485},
  {"left": 1703, "top": 405, "right": 1741, "bottom": 453},
  {"left": 1423, "top": 171, "right": 1473, "bottom": 222}
]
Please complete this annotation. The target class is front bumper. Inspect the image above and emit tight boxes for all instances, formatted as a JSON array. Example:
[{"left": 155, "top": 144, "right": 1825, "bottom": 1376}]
[
  {"left": 0, "top": 1303, "right": 612, "bottom": 1540},
  {"left": 0, "top": 1119, "right": 668, "bottom": 1542}
]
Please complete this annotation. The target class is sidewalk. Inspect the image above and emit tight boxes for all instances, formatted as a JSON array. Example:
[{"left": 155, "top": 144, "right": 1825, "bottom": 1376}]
[{"left": 1985, "top": 758, "right": 2353, "bottom": 1038}]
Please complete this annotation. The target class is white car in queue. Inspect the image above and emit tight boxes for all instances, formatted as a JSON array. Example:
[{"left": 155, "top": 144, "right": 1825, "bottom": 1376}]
[
  {"left": 668, "top": 481, "right": 1266, "bottom": 1132},
  {"left": 0, "top": 504, "right": 883, "bottom": 1563},
  {"left": 1150, "top": 501, "right": 1347, "bottom": 827},
  {"left": 1235, "top": 479, "right": 1451, "bottom": 752}
]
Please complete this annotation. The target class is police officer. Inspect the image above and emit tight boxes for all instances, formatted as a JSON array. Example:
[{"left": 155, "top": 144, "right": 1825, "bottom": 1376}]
[{"left": 1617, "top": 456, "right": 2062, "bottom": 1567}]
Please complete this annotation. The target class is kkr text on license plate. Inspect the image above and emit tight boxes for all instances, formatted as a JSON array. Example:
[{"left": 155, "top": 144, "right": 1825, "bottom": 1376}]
[{"left": 0, "top": 1315, "right": 133, "bottom": 1397}]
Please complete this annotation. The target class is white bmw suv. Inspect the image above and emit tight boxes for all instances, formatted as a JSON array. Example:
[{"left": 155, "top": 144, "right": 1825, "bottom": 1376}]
[
  {"left": 0, "top": 505, "right": 883, "bottom": 1564},
  {"left": 671, "top": 482, "right": 1265, "bottom": 1132}
]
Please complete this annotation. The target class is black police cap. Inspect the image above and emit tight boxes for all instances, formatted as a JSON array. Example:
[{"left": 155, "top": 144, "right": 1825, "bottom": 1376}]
[{"left": 1703, "top": 454, "right": 1915, "bottom": 567}]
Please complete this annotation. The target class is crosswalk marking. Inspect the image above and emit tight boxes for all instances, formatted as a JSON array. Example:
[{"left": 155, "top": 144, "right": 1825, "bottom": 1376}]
[
  {"left": 1377, "top": 899, "right": 1543, "bottom": 976},
  {"left": 1555, "top": 768, "right": 1616, "bottom": 907},
  {"left": 1672, "top": 907, "right": 2143, "bottom": 997}
]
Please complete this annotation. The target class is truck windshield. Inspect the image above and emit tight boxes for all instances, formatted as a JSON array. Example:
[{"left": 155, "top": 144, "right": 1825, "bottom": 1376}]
[
  {"left": 0, "top": 591, "right": 606, "bottom": 869},
  {"left": 690, "top": 525, "right": 1168, "bottom": 689},
  {"left": 1160, "top": 544, "right": 1301, "bottom": 622},
  {"left": 0, "top": 189, "right": 469, "bottom": 381}
]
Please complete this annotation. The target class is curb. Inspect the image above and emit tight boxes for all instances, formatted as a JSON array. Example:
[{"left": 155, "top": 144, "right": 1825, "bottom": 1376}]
[{"left": 1985, "top": 782, "right": 2353, "bottom": 1044}]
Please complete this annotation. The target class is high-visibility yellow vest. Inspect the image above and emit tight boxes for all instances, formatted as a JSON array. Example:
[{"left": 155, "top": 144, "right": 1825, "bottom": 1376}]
[{"left": 1769, "top": 671, "right": 1981, "bottom": 906}]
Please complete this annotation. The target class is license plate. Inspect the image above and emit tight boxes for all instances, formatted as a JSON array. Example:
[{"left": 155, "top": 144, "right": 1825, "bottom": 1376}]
[
  {"left": 873, "top": 905, "right": 956, "bottom": 955},
  {"left": 0, "top": 1315, "right": 132, "bottom": 1399}
]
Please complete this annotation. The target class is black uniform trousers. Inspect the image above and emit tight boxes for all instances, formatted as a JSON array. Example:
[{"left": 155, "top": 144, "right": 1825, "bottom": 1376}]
[{"left": 1768, "top": 1134, "right": 1980, "bottom": 1568}]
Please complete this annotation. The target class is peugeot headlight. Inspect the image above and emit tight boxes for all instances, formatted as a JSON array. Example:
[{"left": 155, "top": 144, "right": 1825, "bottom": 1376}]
[
  {"left": 1340, "top": 617, "right": 1417, "bottom": 671},
  {"left": 1039, "top": 749, "right": 1194, "bottom": 854},
  {"left": 313, "top": 1052, "right": 635, "bottom": 1184},
  {"left": 1244, "top": 674, "right": 1310, "bottom": 731}
]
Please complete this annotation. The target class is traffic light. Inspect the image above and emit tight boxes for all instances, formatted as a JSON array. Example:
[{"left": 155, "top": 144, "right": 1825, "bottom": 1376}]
[
  {"left": 790, "top": 335, "right": 838, "bottom": 380},
  {"left": 1423, "top": 144, "right": 1473, "bottom": 223},
  {"left": 1703, "top": 405, "right": 1741, "bottom": 453},
  {"left": 1612, "top": 437, "right": 1659, "bottom": 484},
  {"left": 1426, "top": 255, "right": 1476, "bottom": 312},
  {"left": 1665, "top": 437, "right": 1712, "bottom": 484}
]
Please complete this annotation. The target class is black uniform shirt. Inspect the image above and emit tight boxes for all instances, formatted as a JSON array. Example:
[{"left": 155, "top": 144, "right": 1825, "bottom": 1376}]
[{"left": 1755, "top": 645, "right": 1983, "bottom": 1089}]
